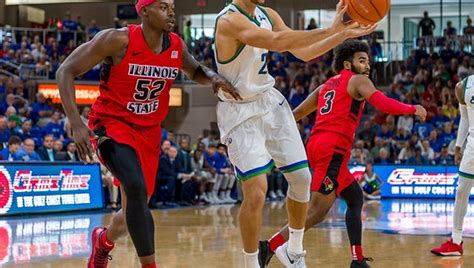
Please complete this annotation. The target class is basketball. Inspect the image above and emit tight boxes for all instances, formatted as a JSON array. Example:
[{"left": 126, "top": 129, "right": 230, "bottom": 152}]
[{"left": 346, "top": 0, "right": 391, "bottom": 25}]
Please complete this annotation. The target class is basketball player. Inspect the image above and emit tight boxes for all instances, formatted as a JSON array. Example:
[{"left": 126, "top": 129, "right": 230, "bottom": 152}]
[
  {"left": 214, "top": 0, "right": 376, "bottom": 267},
  {"left": 57, "top": 1, "right": 241, "bottom": 267},
  {"left": 431, "top": 74, "right": 474, "bottom": 256},
  {"left": 258, "top": 40, "right": 426, "bottom": 268}
]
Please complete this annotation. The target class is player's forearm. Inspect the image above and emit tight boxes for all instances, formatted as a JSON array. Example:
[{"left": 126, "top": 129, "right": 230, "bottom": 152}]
[
  {"left": 290, "top": 32, "right": 346, "bottom": 62},
  {"left": 456, "top": 104, "right": 469, "bottom": 147},
  {"left": 191, "top": 65, "right": 216, "bottom": 85},
  {"left": 271, "top": 27, "right": 332, "bottom": 52},
  {"left": 367, "top": 91, "right": 416, "bottom": 115},
  {"left": 56, "top": 66, "right": 83, "bottom": 127}
]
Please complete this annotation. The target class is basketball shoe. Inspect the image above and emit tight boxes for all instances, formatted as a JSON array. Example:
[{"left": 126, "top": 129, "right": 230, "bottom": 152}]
[
  {"left": 431, "top": 239, "right": 463, "bottom": 256},
  {"left": 350, "top": 257, "right": 373, "bottom": 268},
  {"left": 88, "top": 227, "right": 114, "bottom": 268},
  {"left": 258, "top": 240, "right": 274, "bottom": 267},
  {"left": 275, "top": 241, "right": 306, "bottom": 268}
]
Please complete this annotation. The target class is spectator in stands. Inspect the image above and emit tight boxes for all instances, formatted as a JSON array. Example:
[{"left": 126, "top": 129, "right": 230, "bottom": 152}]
[
  {"left": 166, "top": 130, "right": 177, "bottom": 146},
  {"left": 53, "top": 140, "right": 63, "bottom": 154},
  {"left": 7, "top": 115, "right": 21, "bottom": 136},
  {"left": 190, "top": 149, "right": 213, "bottom": 205},
  {"left": 43, "top": 110, "right": 65, "bottom": 140},
  {"left": 458, "top": 56, "right": 473, "bottom": 79},
  {"left": 16, "top": 138, "right": 41, "bottom": 161},
  {"left": 31, "top": 92, "right": 52, "bottom": 125},
  {"left": 87, "top": 20, "right": 101, "bottom": 40},
  {"left": 35, "top": 55, "right": 52, "bottom": 76},
  {"left": 413, "top": 119, "right": 433, "bottom": 139},
  {"left": 61, "top": 12, "right": 78, "bottom": 45},
  {"left": 36, "top": 134, "right": 56, "bottom": 161},
  {"left": 439, "top": 121, "right": 456, "bottom": 145},
  {"left": 56, "top": 141, "right": 78, "bottom": 161},
  {"left": 397, "top": 114, "right": 414, "bottom": 133},
  {"left": 306, "top": 18, "right": 317, "bottom": 30},
  {"left": 63, "top": 39, "right": 76, "bottom": 57},
  {"left": 398, "top": 141, "right": 416, "bottom": 164},
  {"left": 152, "top": 146, "right": 179, "bottom": 207},
  {"left": 289, "top": 82, "right": 307, "bottom": 108},
  {"left": 215, "top": 144, "right": 236, "bottom": 203},
  {"left": 436, "top": 143, "right": 454, "bottom": 165},
  {"left": 440, "top": 42, "right": 456, "bottom": 65},
  {"left": 183, "top": 20, "right": 192, "bottom": 47},
  {"left": 443, "top": 21, "right": 457, "bottom": 37},
  {"left": 374, "top": 148, "right": 392, "bottom": 165},
  {"left": 161, "top": 139, "right": 171, "bottom": 154},
  {"left": 418, "top": 11, "right": 436, "bottom": 37},
  {"left": 16, "top": 120, "right": 32, "bottom": 140},
  {"left": 408, "top": 147, "right": 428, "bottom": 165},
  {"left": 0, "top": 136, "right": 21, "bottom": 161},
  {"left": 359, "top": 162, "right": 382, "bottom": 200},
  {"left": 0, "top": 116, "right": 10, "bottom": 146},
  {"left": 349, "top": 148, "right": 365, "bottom": 165},
  {"left": 464, "top": 17, "right": 474, "bottom": 35},
  {"left": 421, "top": 139, "right": 435, "bottom": 164}
]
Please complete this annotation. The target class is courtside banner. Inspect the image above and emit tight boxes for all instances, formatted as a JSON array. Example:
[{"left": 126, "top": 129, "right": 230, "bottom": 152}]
[
  {"left": 0, "top": 163, "right": 103, "bottom": 215},
  {"left": 349, "top": 165, "right": 462, "bottom": 198}
]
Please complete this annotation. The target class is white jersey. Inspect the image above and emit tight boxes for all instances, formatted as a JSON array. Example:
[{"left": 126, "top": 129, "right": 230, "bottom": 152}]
[
  {"left": 464, "top": 75, "right": 474, "bottom": 142},
  {"left": 214, "top": 3, "right": 275, "bottom": 102}
]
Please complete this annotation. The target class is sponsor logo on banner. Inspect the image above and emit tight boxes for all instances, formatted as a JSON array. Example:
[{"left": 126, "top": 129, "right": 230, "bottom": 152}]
[
  {"left": 0, "top": 167, "right": 12, "bottom": 215},
  {"left": 387, "top": 168, "right": 457, "bottom": 185}
]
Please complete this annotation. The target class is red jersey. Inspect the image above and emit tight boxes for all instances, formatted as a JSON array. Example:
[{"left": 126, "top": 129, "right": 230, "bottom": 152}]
[
  {"left": 89, "top": 24, "right": 183, "bottom": 127},
  {"left": 311, "top": 69, "right": 365, "bottom": 142}
]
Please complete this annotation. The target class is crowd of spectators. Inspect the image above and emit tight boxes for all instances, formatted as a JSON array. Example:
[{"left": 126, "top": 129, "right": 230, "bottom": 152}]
[{"left": 0, "top": 13, "right": 472, "bottom": 208}]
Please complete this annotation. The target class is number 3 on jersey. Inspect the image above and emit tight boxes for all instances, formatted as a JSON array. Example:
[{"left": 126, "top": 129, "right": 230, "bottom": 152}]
[{"left": 320, "top": 90, "right": 335, "bottom": 115}]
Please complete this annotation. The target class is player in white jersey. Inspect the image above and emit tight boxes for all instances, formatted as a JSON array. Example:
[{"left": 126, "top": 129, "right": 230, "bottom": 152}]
[
  {"left": 431, "top": 75, "right": 474, "bottom": 256},
  {"left": 214, "top": 1, "right": 376, "bottom": 267}
]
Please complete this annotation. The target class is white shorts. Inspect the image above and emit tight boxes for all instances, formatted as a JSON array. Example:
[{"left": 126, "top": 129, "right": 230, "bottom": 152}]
[
  {"left": 460, "top": 138, "right": 474, "bottom": 178},
  {"left": 216, "top": 88, "right": 308, "bottom": 181}
]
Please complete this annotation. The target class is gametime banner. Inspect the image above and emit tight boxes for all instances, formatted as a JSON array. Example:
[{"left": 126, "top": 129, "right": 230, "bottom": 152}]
[
  {"left": 0, "top": 163, "right": 103, "bottom": 215},
  {"left": 349, "top": 165, "right": 465, "bottom": 198}
]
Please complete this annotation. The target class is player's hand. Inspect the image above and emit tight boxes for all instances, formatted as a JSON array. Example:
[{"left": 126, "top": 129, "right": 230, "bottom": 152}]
[
  {"left": 414, "top": 105, "right": 427, "bottom": 121},
  {"left": 212, "top": 75, "right": 243, "bottom": 101},
  {"left": 71, "top": 122, "right": 98, "bottom": 163},
  {"left": 455, "top": 147, "right": 463, "bottom": 165},
  {"left": 344, "top": 23, "right": 378, "bottom": 39},
  {"left": 329, "top": 0, "right": 348, "bottom": 34}
]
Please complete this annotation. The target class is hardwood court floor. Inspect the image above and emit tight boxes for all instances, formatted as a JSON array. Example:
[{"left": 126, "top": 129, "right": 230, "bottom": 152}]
[{"left": 3, "top": 199, "right": 474, "bottom": 268}]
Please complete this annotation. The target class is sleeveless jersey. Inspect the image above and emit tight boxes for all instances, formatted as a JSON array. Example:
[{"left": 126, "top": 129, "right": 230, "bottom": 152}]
[
  {"left": 214, "top": 3, "right": 275, "bottom": 102},
  {"left": 89, "top": 24, "right": 183, "bottom": 127},
  {"left": 463, "top": 75, "right": 474, "bottom": 144},
  {"left": 311, "top": 69, "right": 365, "bottom": 142}
]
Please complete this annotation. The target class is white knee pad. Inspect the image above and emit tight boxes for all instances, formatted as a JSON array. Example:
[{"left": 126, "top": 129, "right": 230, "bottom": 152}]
[{"left": 284, "top": 167, "right": 311, "bottom": 203}]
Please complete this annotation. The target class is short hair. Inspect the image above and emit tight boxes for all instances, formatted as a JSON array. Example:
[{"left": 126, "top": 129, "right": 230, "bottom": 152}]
[
  {"left": 332, "top": 39, "right": 370, "bottom": 73},
  {"left": 217, "top": 143, "right": 226, "bottom": 150},
  {"left": 8, "top": 135, "right": 21, "bottom": 146}
]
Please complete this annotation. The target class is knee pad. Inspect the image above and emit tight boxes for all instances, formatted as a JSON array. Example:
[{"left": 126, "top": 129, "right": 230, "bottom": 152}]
[{"left": 284, "top": 167, "right": 311, "bottom": 203}]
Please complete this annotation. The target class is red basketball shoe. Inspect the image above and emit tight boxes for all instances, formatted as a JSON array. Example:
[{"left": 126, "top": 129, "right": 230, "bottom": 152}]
[
  {"left": 431, "top": 239, "right": 463, "bottom": 256},
  {"left": 88, "top": 227, "right": 114, "bottom": 268}
]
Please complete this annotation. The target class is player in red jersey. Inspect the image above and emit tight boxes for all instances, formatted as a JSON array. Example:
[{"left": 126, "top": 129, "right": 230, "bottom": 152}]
[
  {"left": 57, "top": 1, "right": 240, "bottom": 268},
  {"left": 258, "top": 40, "right": 427, "bottom": 268}
]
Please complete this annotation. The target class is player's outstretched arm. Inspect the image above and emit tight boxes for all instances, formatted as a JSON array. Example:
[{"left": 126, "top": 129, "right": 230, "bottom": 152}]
[
  {"left": 56, "top": 28, "right": 128, "bottom": 162},
  {"left": 349, "top": 74, "right": 426, "bottom": 120},
  {"left": 181, "top": 41, "right": 242, "bottom": 101},
  {"left": 454, "top": 79, "right": 468, "bottom": 164},
  {"left": 265, "top": 4, "right": 377, "bottom": 61},
  {"left": 293, "top": 85, "right": 323, "bottom": 121}
]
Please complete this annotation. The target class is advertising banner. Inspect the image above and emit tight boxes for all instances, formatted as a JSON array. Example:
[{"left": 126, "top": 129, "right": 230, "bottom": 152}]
[
  {"left": 349, "top": 165, "right": 465, "bottom": 198},
  {"left": 0, "top": 163, "right": 103, "bottom": 215}
]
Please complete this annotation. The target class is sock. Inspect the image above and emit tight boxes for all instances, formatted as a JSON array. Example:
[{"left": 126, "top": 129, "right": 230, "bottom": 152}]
[
  {"left": 243, "top": 250, "right": 259, "bottom": 268},
  {"left": 269, "top": 233, "right": 286, "bottom": 252},
  {"left": 100, "top": 229, "right": 115, "bottom": 250},
  {"left": 142, "top": 263, "right": 156, "bottom": 268},
  {"left": 452, "top": 230, "right": 463, "bottom": 245},
  {"left": 351, "top": 245, "right": 364, "bottom": 261},
  {"left": 287, "top": 227, "right": 304, "bottom": 254}
]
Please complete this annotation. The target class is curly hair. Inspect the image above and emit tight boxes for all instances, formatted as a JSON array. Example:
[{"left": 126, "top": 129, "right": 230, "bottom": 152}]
[{"left": 332, "top": 39, "right": 370, "bottom": 74}]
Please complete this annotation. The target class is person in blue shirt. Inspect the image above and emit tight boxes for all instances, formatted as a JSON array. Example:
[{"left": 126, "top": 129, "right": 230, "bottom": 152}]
[
  {"left": 15, "top": 120, "right": 33, "bottom": 141},
  {"left": 215, "top": 144, "right": 236, "bottom": 203},
  {"left": 0, "top": 116, "right": 10, "bottom": 147},
  {"left": 428, "top": 129, "right": 443, "bottom": 153},
  {"left": 436, "top": 143, "right": 454, "bottom": 165},
  {"left": 15, "top": 138, "right": 41, "bottom": 161},
  {"left": 413, "top": 121, "right": 434, "bottom": 139},
  {"left": 439, "top": 121, "right": 456, "bottom": 145},
  {"left": 43, "top": 110, "right": 65, "bottom": 140},
  {"left": 0, "top": 136, "right": 21, "bottom": 161},
  {"left": 30, "top": 92, "right": 53, "bottom": 124},
  {"left": 87, "top": 20, "right": 101, "bottom": 39}
]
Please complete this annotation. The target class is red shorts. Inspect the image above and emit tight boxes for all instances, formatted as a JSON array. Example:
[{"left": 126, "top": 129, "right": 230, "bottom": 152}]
[
  {"left": 89, "top": 118, "right": 161, "bottom": 197},
  {"left": 307, "top": 131, "right": 354, "bottom": 196}
]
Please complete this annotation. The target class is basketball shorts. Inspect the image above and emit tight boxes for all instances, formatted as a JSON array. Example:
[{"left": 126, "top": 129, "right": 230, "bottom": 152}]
[
  {"left": 459, "top": 137, "right": 474, "bottom": 179},
  {"left": 89, "top": 118, "right": 161, "bottom": 197},
  {"left": 307, "top": 131, "right": 354, "bottom": 196},
  {"left": 217, "top": 88, "right": 308, "bottom": 181}
]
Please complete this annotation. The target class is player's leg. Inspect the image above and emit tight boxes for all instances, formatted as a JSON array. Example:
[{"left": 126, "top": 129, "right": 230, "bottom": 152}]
[
  {"left": 99, "top": 140, "right": 156, "bottom": 265},
  {"left": 339, "top": 179, "right": 371, "bottom": 267},
  {"left": 240, "top": 174, "right": 268, "bottom": 267},
  {"left": 431, "top": 174, "right": 474, "bottom": 256}
]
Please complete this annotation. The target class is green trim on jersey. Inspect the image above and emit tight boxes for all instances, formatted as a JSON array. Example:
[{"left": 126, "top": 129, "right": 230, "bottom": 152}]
[
  {"left": 214, "top": 10, "right": 247, "bottom": 65},
  {"left": 257, "top": 6, "right": 273, "bottom": 28},
  {"left": 459, "top": 171, "right": 474, "bottom": 179},
  {"left": 231, "top": 3, "right": 261, "bottom": 26}
]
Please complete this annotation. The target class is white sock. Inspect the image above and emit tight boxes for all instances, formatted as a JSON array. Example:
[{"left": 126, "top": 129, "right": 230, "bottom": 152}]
[
  {"left": 288, "top": 227, "right": 304, "bottom": 254},
  {"left": 452, "top": 176, "right": 474, "bottom": 245},
  {"left": 243, "top": 250, "right": 259, "bottom": 268}
]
